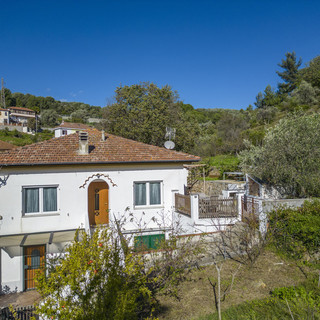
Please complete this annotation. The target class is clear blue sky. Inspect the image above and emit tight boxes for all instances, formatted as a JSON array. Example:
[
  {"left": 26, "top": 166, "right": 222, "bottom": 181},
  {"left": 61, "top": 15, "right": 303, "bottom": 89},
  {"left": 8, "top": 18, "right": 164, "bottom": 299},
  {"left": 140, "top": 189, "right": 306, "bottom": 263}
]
[{"left": 1, "top": 0, "right": 319, "bottom": 109}]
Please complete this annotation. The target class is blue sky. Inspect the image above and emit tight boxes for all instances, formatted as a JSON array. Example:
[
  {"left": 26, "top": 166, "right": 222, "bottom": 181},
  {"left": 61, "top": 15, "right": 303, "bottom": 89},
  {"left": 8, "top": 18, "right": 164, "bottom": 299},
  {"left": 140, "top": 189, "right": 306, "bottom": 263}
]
[{"left": 0, "top": 0, "right": 319, "bottom": 109}]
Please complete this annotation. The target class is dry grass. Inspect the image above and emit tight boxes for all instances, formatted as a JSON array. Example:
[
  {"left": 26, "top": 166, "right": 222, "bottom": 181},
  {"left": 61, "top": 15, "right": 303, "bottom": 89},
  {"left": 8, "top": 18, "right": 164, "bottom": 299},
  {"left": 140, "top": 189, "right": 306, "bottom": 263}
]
[{"left": 157, "top": 250, "right": 306, "bottom": 320}]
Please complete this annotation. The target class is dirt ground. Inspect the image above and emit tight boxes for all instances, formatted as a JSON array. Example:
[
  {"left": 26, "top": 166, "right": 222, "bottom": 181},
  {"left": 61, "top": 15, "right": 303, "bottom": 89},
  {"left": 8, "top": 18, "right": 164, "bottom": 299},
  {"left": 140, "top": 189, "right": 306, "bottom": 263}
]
[{"left": 157, "top": 250, "right": 307, "bottom": 320}]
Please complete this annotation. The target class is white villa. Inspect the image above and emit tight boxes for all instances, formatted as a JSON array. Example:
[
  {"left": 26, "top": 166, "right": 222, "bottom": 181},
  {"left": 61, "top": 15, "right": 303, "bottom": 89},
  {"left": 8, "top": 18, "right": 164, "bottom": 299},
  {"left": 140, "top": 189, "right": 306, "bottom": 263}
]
[{"left": 0, "top": 128, "right": 200, "bottom": 292}]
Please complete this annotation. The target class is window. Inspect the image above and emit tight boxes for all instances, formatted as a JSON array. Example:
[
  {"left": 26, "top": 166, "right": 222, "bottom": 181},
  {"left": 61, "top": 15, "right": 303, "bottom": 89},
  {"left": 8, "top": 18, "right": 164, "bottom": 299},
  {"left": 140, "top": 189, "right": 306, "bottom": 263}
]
[
  {"left": 23, "top": 186, "right": 58, "bottom": 214},
  {"left": 134, "top": 181, "right": 162, "bottom": 207},
  {"left": 62, "top": 129, "right": 67, "bottom": 135}
]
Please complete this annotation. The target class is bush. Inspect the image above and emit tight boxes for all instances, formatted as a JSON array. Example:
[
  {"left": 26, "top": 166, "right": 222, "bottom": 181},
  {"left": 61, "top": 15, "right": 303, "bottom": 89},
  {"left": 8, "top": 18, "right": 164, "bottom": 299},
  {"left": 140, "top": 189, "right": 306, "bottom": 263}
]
[
  {"left": 268, "top": 199, "right": 320, "bottom": 260},
  {"left": 36, "top": 227, "right": 156, "bottom": 320}
]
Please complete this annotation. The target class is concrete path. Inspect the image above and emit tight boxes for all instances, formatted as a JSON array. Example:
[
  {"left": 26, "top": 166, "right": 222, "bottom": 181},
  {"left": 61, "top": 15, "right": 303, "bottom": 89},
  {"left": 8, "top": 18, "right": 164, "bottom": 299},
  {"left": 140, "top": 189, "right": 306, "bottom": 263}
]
[{"left": 0, "top": 291, "right": 41, "bottom": 308}]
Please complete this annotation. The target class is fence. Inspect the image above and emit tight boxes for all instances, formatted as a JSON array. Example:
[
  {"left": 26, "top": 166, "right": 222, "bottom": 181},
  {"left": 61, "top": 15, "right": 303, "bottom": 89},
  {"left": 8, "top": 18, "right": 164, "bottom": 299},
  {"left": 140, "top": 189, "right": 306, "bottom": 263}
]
[
  {"left": 0, "top": 306, "right": 38, "bottom": 320},
  {"left": 175, "top": 193, "right": 191, "bottom": 217},
  {"left": 199, "top": 197, "right": 238, "bottom": 219},
  {"left": 241, "top": 196, "right": 261, "bottom": 223}
]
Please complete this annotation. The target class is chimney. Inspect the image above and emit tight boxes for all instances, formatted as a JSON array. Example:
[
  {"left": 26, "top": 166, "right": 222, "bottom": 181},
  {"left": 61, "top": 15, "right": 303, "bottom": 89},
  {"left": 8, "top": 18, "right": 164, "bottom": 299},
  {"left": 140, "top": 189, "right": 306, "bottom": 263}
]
[
  {"left": 78, "top": 132, "right": 89, "bottom": 155},
  {"left": 101, "top": 130, "right": 105, "bottom": 141}
]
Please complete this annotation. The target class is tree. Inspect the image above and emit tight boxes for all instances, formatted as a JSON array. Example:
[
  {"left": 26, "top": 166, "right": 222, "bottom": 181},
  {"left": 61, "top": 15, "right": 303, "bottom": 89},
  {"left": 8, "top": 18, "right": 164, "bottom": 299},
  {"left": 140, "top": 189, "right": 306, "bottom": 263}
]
[
  {"left": 277, "top": 51, "right": 302, "bottom": 94},
  {"left": 240, "top": 113, "right": 320, "bottom": 197},
  {"left": 36, "top": 227, "right": 155, "bottom": 320},
  {"left": 254, "top": 92, "right": 264, "bottom": 109},
  {"left": 291, "top": 80, "right": 320, "bottom": 106},
  {"left": 70, "top": 109, "right": 89, "bottom": 123},
  {"left": 27, "top": 117, "right": 41, "bottom": 132},
  {"left": 40, "top": 109, "right": 59, "bottom": 127},
  {"left": 3, "top": 88, "right": 16, "bottom": 107},
  {"left": 101, "top": 82, "right": 199, "bottom": 152},
  {"left": 215, "top": 112, "right": 249, "bottom": 154},
  {"left": 35, "top": 212, "right": 202, "bottom": 319},
  {"left": 300, "top": 55, "right": 320, "bottom": 89}
]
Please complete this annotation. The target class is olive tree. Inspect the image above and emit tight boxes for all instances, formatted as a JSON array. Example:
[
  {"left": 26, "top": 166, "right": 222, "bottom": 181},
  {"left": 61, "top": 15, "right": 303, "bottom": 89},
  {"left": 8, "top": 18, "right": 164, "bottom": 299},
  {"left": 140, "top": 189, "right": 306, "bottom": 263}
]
[{"left": 240, "top": 113, "right": 320, "bottom": 198}]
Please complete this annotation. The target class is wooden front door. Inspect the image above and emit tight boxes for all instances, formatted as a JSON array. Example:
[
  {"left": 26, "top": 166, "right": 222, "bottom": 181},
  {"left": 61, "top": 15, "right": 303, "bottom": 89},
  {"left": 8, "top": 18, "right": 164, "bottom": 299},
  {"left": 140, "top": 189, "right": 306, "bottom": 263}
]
[
  {"left": 24, "top": 245, "right": 46, "bottom": 290},
  {"left": 88, "top": 181, "right": 109, "bottom": 226}
]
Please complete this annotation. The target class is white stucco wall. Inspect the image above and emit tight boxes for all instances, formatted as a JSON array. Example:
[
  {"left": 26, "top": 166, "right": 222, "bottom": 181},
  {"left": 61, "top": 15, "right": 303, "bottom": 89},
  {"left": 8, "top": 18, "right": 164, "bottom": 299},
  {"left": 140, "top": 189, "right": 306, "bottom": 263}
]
[
  {"left": 0, "top": 163, "right": 188, "bottom": 235},
  {"left": 0, "top": 162, "right": 188, "bottom": 291},
  {"left": 1, "top": 249, "right": 23, "bottom": 292},
  {"left": 54, "top": 128, "right": 79, "bottom": 138}
]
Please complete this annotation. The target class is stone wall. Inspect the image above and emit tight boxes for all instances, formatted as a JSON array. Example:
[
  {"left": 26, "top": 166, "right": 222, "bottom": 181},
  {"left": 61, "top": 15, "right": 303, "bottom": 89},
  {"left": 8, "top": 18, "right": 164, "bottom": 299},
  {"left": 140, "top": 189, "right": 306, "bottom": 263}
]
[
  {"left": 262, "top": 198, "right": 308, "bottom": 213},
  {"left": 192, "top": 180, "right": 245, "bottom": 197},
  {"left": 0, "top": 124, "right": 25, "bottom": 132}
]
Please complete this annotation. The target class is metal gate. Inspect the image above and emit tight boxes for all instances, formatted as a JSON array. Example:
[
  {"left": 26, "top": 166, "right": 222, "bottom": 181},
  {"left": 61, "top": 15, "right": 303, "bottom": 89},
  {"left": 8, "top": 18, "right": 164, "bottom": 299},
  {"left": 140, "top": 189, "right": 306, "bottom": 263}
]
[{"left": 23, "top": 245, "right": 46, "bottom": 290}]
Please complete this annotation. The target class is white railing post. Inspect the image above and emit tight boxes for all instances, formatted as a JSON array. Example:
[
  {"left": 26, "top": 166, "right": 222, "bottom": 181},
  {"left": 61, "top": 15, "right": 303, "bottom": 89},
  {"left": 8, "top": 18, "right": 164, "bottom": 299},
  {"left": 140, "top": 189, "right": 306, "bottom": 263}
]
[
  {"left": 190, "top": 194, "right": 199, "bottom": 221},
  {"left": 237, "top": 193, "right": 243, "bottom": 220}
]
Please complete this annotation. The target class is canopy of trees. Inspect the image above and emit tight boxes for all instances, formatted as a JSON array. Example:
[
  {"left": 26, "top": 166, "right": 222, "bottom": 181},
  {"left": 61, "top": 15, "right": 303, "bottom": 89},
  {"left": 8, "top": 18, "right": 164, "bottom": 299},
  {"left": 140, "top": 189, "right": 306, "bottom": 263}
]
[
  {"left": 3, "top": 52, "right": 320, "bottom": 158},
  {"left": 1, "top": 89, "right": 102, "bottom": 118},
  {"left": 240, "top": 113, "right": 320, "bottom": 198},
  {"left": 101, "top": 82, "right": 199, "bottom": 152}
]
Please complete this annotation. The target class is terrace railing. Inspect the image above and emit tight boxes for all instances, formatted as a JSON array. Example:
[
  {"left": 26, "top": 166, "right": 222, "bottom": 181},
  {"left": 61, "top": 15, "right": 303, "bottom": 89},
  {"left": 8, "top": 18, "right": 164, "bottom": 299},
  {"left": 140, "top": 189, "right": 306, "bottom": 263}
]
[{"left": 199, "top": 196, "right": 238, "bottom": 219}]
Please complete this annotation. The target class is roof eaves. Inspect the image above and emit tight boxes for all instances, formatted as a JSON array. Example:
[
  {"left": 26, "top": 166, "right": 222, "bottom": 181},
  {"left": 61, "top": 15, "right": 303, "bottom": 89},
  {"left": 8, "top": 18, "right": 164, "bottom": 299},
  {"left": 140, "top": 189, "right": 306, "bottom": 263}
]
[{"left": 0, "top": 158, "right": 200, "bottom": 167}]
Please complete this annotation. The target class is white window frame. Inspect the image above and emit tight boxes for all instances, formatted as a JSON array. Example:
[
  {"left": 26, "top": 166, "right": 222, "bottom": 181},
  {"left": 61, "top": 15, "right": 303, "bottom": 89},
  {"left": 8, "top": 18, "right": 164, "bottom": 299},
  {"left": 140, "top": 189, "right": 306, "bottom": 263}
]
[
  {"left": 133, "top": 181, "right": 163, "bottom": 208},
  {"left": 22, "top": 185, "right": 59, "bottom": 215}
]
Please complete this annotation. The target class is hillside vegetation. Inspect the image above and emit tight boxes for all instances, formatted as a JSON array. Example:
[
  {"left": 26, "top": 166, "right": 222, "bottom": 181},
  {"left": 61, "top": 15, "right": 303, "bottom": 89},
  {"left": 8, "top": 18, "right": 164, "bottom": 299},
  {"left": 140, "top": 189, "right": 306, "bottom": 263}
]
[
  {"left": 0, "top": 128, "right": 53, "bottom": 146},
  {"left": 1, "top": 52, "right": 320, "bottom": 158}
]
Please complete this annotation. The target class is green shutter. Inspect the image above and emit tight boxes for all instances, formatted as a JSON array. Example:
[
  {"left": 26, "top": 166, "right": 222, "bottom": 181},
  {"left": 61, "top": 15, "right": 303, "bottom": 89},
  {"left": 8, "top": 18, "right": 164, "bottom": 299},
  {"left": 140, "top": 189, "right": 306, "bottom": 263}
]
[
  {"left": 149, "top": 234, "right": 165, "bottom": 249},
  {"left": 134, "top": 234, "right": 165, "bottom": 251}
]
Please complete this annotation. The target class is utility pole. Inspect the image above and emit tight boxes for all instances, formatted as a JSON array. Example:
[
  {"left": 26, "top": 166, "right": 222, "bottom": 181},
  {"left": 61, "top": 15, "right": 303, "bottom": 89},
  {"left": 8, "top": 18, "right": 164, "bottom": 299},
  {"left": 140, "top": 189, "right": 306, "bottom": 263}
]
[{"left": 0, "top": 78, "right": 6, "bottom": 109}]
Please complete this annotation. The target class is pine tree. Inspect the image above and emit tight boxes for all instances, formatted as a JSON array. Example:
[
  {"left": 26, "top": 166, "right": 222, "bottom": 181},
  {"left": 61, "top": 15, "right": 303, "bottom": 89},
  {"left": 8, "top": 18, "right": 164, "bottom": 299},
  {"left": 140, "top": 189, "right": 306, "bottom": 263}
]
[{"left": 277, "top": 51, "right": 302, "bottom": 94}]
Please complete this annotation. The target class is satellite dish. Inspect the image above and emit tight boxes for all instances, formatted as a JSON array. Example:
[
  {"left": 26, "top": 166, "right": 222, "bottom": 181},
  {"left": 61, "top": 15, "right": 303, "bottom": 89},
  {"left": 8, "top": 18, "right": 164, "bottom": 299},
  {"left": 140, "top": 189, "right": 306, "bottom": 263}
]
[{"left": 164, "top": 140, "right": 175, "bottom": 150}]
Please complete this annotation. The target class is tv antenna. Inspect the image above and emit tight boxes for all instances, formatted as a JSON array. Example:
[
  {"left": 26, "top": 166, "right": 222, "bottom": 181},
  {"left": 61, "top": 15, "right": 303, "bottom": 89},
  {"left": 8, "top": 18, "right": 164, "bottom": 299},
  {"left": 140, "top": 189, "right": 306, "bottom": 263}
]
[{"left": 164, "top": 127, "right": 175, "bottom": 149}]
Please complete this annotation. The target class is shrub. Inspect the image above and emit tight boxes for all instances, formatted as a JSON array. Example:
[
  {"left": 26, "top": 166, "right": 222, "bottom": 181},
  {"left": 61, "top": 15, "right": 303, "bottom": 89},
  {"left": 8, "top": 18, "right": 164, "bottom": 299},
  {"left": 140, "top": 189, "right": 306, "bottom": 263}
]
[
  {"left": 268, "top": 199, "right": 320, "bottom": 260},
  {"left": 36, "top": 227, "right": 156, "bottom": 320}
]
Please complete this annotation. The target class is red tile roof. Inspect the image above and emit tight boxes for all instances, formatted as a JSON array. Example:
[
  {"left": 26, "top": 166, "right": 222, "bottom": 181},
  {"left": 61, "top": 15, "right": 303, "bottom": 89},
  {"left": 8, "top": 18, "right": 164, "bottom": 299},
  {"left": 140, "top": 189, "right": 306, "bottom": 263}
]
[
  {"left": 0, "top": 129, "right": 200, "bottom": 166},
  {"left": 54, "top": 122, "right": 92, "bottom": 130},
  {"left": 0, "top": 108, "right": 9, "bottom": 111},
  {"left": 8, "top": 106, "right": 35, "bottom": 113},
  {"left": 0, "top": 140, "right": 17, "bottom": 151}
]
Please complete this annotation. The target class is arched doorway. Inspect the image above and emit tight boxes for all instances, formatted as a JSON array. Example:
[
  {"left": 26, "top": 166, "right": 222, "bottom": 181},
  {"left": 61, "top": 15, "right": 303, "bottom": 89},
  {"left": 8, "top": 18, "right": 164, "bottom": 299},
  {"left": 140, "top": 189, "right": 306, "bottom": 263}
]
[{"left": 88, "top": 181, "right": 109, "bottom": 226}]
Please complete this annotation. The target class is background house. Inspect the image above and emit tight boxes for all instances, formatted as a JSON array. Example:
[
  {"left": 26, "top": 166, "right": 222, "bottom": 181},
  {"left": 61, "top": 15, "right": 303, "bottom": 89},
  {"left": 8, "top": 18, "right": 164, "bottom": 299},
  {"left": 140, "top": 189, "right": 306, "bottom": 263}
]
[
  {"left": 0, "top": 128, "right": 200, "bottom": 292},
  {"left": 0, "top": 109, "right": 9, "bottom": 124},
  {"left": 7, "top": 107, "right": 36, "bottom": 125},
  {"left": 54, "top": 121, "right": 92, "bottom": 138}
]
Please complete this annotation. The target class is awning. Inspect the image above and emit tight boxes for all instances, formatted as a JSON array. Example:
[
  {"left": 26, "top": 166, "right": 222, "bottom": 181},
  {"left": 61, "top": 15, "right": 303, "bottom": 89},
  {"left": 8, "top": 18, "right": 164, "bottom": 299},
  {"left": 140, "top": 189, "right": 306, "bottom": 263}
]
[{"left": 0, "top": 229, "right": 82, "bottom": 248}]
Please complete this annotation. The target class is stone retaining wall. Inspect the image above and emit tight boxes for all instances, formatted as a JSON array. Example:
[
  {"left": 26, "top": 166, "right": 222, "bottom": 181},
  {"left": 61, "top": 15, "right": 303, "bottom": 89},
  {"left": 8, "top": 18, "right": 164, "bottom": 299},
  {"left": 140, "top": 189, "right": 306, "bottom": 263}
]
[{"left": 192, "top": 180, "right": 245, "bottom": 196}]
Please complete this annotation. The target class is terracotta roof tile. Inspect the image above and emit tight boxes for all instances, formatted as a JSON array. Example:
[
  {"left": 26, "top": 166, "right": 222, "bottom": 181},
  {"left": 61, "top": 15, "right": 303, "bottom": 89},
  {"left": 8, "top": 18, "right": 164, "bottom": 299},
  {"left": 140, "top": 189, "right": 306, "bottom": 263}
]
[
  {"left": 0, "top": 129, "right": 200, "bottom": 166},
  {"left": 8, "top": 106, "right": 35, "bottom": 113},
  {"left": 0, "top": 140, "right": 17, "bottom": 151}
]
